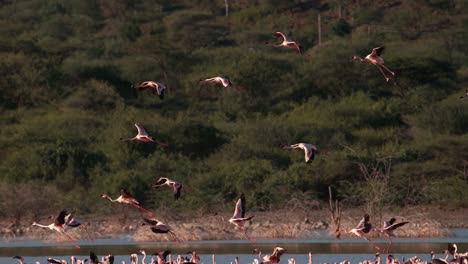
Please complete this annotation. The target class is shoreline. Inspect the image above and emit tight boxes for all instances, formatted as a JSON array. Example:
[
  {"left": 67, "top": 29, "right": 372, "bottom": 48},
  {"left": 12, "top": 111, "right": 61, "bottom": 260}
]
[{"left": 2, "top": 206, "right": 467, "bottom": 242}]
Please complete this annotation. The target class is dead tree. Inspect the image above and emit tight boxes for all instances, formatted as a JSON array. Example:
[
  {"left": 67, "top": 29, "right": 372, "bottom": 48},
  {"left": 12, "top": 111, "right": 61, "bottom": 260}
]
[{"left": 328, "top": 186, "right": 342, "bottom": 239}]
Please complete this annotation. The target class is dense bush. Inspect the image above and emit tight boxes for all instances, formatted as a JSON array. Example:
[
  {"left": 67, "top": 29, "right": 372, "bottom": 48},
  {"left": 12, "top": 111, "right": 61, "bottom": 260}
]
[{"left": 0, "top": 0, "right": 467, "bottom": 218}]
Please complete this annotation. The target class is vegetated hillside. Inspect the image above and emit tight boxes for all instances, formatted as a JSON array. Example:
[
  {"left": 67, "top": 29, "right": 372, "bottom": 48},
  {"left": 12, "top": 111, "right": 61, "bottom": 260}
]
[{"left": 0, "top": 0, "right": 467, "bottom": 221}]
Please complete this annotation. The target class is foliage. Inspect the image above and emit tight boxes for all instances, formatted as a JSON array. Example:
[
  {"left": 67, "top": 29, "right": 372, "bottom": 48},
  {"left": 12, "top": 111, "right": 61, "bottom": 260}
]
[{"left": 0, "top": 0, "right": 467, "bottom": 220}]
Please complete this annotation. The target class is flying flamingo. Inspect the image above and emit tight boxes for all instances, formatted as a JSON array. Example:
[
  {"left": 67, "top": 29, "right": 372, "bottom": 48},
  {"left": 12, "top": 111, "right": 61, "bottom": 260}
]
[
  {"left": 199, "top": 76, "right": 246, "bottom": 95},
  {"left": 120, "top": 124, "right": 168, "bottom": 147},
  {"left": 100, "top": 189, "right": 153, "bottom": 216},
  {"left": 266, "top": 31, "right": 303, "bottom": 55},
  {"left": 31, "top": 210, "right": 80, "bottom": 249},
  {"left": 379, "top": 218, "right": 409, "bottom": 253},
  {"left": 132, "top": 81, "right": 167, "bottom": 100},
  {"left": 348, "top": 214, "right": 380, "bottom": 250},
  {"left": 460, "top": 90, "right": 468, "bottom": 99},
  {"left": 141, "top": 217, "right": 182, "bottom": 243},
  {"left": 282, "top": 143, "right": 318, "bottom": 163},
  {"left": 352, "top": 47, "right": 395, "bottom": 82},
  {"left": 151, "top": 177, "right": 188, "bottom": 200},
  {"left": 225, "top": 193, "right": 255, "bottom": 242},
  {"left": 48, "top": 211, "right": 93, "bottom": 241}
]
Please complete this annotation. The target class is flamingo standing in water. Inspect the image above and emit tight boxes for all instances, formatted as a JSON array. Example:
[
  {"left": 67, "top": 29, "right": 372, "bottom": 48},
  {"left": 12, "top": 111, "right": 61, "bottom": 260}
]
[
  {"left": 267, "top": 31, "right": 303, "bottom": 55},
  {"left": 282, "top": 143, "right": 318, "bottom": 163},
  {"left": 379, "top": 218, "right": 409, "bottom": 253},
  {"left": 226, "top": 193, "right": 255, "bottom": 242},
  {"left": 260, "top": 247, "right": 287, "bottom": 264},
  {"left": 151, "top": 177, "right": 185, "bottom": 200},
  {"left": 120, "top": 124, "right": 168, "bottom": 147},
  {"left": 348, "top": 214, "right": 380, "bottom": 250},
  {"left": 141, "top": 217, "right": 182, "bottom": 243},
  {"left": 352, "top": 47, "right": 395, "bottom": 82},
  {"left": 132, "top": 81, "right": 167, "bottom": 100},
  {"left": 31, "top": 210, "right": 80, "bottom": 249},
  {"left": 100, "top": 189, "right": 153, "bottom": 216}
]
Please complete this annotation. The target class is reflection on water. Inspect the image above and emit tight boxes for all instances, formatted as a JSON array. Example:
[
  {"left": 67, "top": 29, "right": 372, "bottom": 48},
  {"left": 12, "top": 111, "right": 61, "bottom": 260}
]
[{"left": 0, "top": 229, "right": 467, "bottom": 264}]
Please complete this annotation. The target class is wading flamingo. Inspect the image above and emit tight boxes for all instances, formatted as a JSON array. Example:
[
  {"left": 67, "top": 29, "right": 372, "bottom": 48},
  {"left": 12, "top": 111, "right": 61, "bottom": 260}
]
[
  {"left": 100, "top": 189, "right": 153, "bottom": 216},
  {"left": 31, "top": 210, "right": 80, "bottom": 249},
  {"left": 282, "top": 143, "right": 318, "bottom": 163},
  {"left": 132, "top": 81, "right": 166, "bottom": 100},
  {"left": 120, "top": 124, "right": 168, "bottom": 147},
  {"left": 352, "top": 47, "right": 395, "bottom": 82}
]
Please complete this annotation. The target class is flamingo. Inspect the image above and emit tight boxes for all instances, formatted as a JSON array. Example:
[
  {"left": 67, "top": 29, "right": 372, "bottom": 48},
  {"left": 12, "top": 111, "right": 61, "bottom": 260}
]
[
  {"left": 352, "top": 47, "right": 395, "bottom": 82},
  {"left": 348, "top": 214, "right": 380, "bottom": 250},
  {"left": 90, "top": 252, "right": 100, "bottom": 264},
  {"left": 13, "top": 256, "right": 25, "bottom": 264},
  {"left": 48, "top": 211, "right": 93, "bottom": 241},
  {"left": 139, "top": 250, "right": 148, "bottom": 264},
  {"left": 186, "top": 251, "right": 200, "bottom": 264},
  {"left": 227, "top": 193, "right": 255, "bottom": 242},
  {"left": 151, "top": 177, "right": 185, "bottom": 200},
  {"left": 261, "top": 247, "right": 287, "bottom": 264},
  {"left": 379, "top": 218, "right": 409, "bottom": 253},
  {"left": 267, "top": 31, "right": 303, "bottom": 54},
  {"left": 460, "top": 90, "right": 467, "bottom": 99},
  {"left": 282, "top": 143, "right": 318, "bottom": 163},
  {"left": 132, "top": 81, "right": 167, "bottom": 100},
  {"left": 142, "top": 217, "right": 182, "bottom": 243},
  {"left": 200, "top": 76, "right": 232, "bottom": 87},
  {"left": 120, "top": 124, "right": 168, "bottom": 147},
  {"left": 47, "top": 258, "right": 68, "bottom": 264},
  {"left": 152, "top": 251, "right": 171, "bottom": 264},
  {"left": 31, "top": 210, "right": 80, "bottom": 249},
  {"left": 431, "top": 251, "right": 449, "bottom": 264},
  {"left": 100, "top": 189, "right": 153, "bottom": 216}
]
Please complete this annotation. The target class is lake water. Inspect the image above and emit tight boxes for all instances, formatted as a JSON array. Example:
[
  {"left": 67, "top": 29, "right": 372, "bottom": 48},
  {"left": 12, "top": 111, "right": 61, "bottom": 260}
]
[{"left": 1, "top": 229, "right": 467, "bottom": 264}]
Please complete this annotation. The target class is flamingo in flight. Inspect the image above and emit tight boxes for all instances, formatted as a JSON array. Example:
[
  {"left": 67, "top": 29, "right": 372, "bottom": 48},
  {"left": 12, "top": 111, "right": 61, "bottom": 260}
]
[
  {"left": 142, "top": 217, "right": 182, "bottom": 243},
  {"left": 132, "top": 81, "right": 167, "bottom": 100},
  {"left": 151, "top": 177, "right": 187, "bottom": 200},
  {"left": 352, "top": 47, "right": 395, "bottom": 82},
  {"left": 282, "top": 143, "right": 318, "bottom": 163},
  {"left": 48, "top": 211, "right": 93, "bottom": 241},
  {"left": 31, "top": 210, "right": 81, "bottom": 249},
  {"left": 460, "top": 90, "right": 468, "bottom": 99},
  {"left": 379, "top": 218, "right": 409, "bottom": 253},
  {"left": 267, "top": 31, "right": 303, "bottom": 54},
  {"left": 100, "top": 189, "right": 153, "bottom": 216},
  {"left": 348, "top": 214, "right": 380, "bottom": 250},
  {"left": 226, "top": 193, "right": 255, "bottom": 242},
  {"left": 120, "top": 124, "right": 168, "bottom": 147},
  {"left": 199, "top": 76, "right": 246, "bottom": 93}
]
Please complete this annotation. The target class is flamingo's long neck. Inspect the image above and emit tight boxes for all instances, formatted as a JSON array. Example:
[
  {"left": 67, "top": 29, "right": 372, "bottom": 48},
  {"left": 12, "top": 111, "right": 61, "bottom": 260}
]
[
  {"left": 103, "top": 195, "right": 117, "bottom": 203},
  {"left": 32, "top": 222, "right": 53, "bottom": 230},
  {"left": 141, "top": 252, "right": 146, "bottom": 264}
]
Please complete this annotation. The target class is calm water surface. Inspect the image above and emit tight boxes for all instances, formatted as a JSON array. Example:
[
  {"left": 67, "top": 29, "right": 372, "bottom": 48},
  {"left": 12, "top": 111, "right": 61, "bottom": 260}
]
[{"left": 0, "top": 229, "right": 467, "bottom": 264}]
